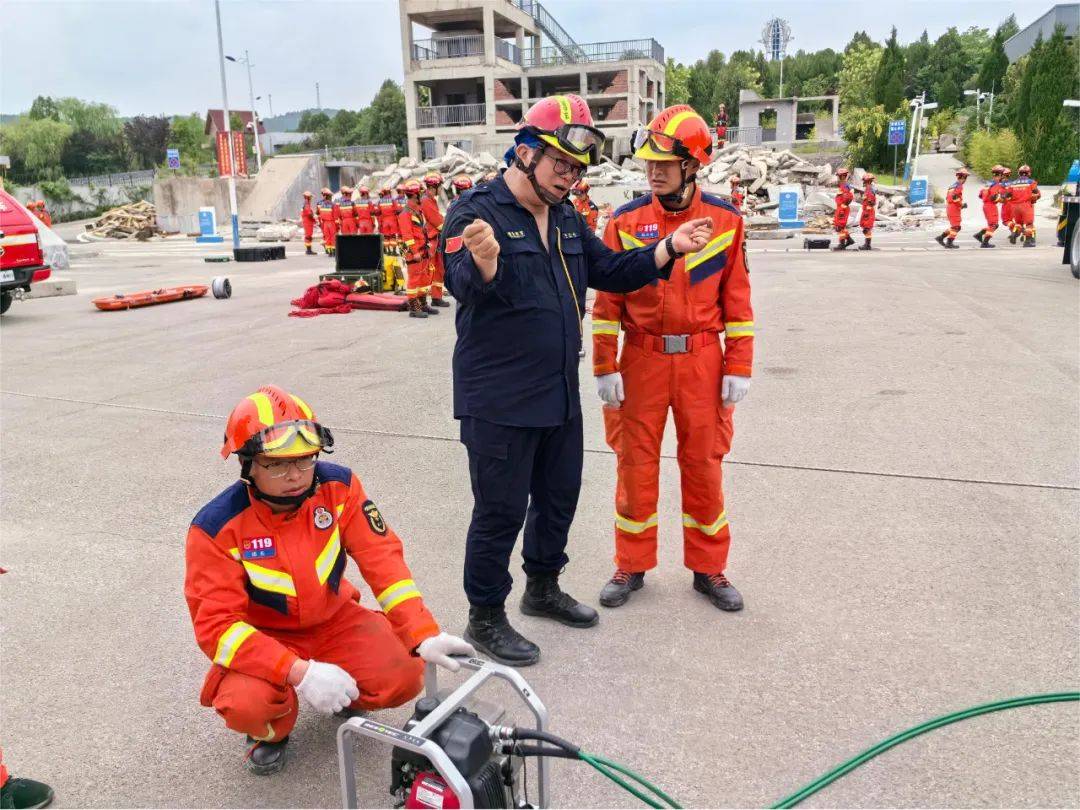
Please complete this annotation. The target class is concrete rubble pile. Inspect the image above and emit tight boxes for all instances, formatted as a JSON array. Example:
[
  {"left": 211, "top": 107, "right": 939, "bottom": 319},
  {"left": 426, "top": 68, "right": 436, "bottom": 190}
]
[
  {"left": 356, "top": 145, "right": 502, "bottom": 194},
  {"left": 78, "top": 201, "right": 161, "bottom": 241}
]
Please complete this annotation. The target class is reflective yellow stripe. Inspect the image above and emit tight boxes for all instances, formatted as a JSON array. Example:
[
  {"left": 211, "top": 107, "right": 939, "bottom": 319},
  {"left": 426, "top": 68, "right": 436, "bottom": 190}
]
[
  {"left": 213, "top": 621, "right": 256, "bottom": 667},
  {"left": 682, "top": 511, "right": 729, "bottom": 536},
  {"left": 615, "top": 512, "right": 658, "bottom": 534},
  {"left": 684, "top": 228, "right": 736, "bottom": 273},
  {"left": 618, "top": 230, "right": 646, "bottom": 250},
  {"left": 663, "top": 109, "right": 699, "bottom": 136},
  {"left": 242, "top": 561, "right": 297, "bottom": 596},
  {"left": 404, "top": 239, "right": 415, "bottom": 246},
  {"left": 377, "top": 579, "right": 422, "bottom": 613},
  {"left": 228, "top": 547, "right": 241, "bottom": 561},
  {"left": 315, "top": 504, "right": 346, "bottom": 585},
  {"left": 592, "top": 319, "right": 620, "bottom": 335},
  {"left": 724, "top": 320, "right": 754, "bottom": 338},
  {"left": 290, "top": 395, "right": 313, "bottom": 419},
  {"left": 246, "top": 392, "right": 275, "bottom": 427}
]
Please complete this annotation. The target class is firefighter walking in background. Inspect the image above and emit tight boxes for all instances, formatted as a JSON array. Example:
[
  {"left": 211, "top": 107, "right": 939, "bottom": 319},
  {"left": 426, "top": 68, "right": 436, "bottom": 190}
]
[
  {"left": 571, "top": 180, "right": 600, "bottom": 231},
  {"left": 316, "top": 188, "right": 338, "bottom": 256},
  {"left": 714, "top": 103, "right": 729, "bottom": 148},
  {"left": 729, "top": 174, "right": 744, "bottom": 213},
  {"left": 450, "top": 175, "right": 473, "bottom": 206},
  {"left": 421, "top": 173, "right": 450, "bottom": 308},
  {"left": 832, "top": 168, "right": 854, "bottom": 250},
  {"left": 936, "top": 168, "right": 969, "bottom": 249},
  {"left": 376, "top": 187, "right": 400, "bottom": 242},
  {"left": 301, "top": 191, "right": 317, "bottom": 255},
  {"left": 857, "top": 172, "right": 877, "bottom": 251},
  {"left": 974, "top": 165, "right": 1006, "bottom": 248},
  {"left": 355, "top": 186, "right": 376, "bottom": 235},
  {"left": 592, "top": 105, "right": 753, "bottom": 613},
  {"left": 398, "top": 180, "right": 437, "bottom": 319},
  {"left": 337, "top": 186, "right": 358, "bottom": 237},
  {"left": 1006, "top": 164, "right": 1041, "bottom": 247}
]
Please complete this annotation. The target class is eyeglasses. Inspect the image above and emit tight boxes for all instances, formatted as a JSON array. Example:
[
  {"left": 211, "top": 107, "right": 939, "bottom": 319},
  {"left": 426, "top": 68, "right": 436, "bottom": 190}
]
[
  {"left": 543, "top": 149, "right": 586, "bottom": 179},
  {"left": 255, "top": 454, "right": 319, "bottom": 478}
]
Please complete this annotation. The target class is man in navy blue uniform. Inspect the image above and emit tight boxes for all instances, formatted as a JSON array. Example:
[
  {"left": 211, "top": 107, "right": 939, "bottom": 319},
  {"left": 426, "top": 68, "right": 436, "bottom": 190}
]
[{"left": 442, "top": 94, "right": 713, "bottom": 666}]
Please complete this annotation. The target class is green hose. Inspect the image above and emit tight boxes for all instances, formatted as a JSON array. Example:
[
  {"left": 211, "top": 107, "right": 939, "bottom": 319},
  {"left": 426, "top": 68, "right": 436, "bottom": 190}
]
[
  {"left": 579, "top": 750, "right": 683, "bottom": 808},
  {"left": 770, "top": 692, "right": 1080, "bottom": 809}
]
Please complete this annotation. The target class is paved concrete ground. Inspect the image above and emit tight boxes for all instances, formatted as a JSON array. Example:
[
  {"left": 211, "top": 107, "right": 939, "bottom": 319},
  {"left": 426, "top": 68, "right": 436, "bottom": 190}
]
[{"left": 1, "top": 230, "right": 1077, "bottom": 808}]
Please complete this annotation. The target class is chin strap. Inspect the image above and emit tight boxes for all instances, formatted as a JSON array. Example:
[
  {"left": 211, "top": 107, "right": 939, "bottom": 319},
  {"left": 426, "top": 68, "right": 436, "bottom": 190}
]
[
  {"left": 240, "top": 458, "right": 320, "bottom": 509},
  {"left": 657, "top": 161, "right": 698, "bottom": 208},
  {"left": 513, "top": 151, "right": 570, "bottom": 206}
]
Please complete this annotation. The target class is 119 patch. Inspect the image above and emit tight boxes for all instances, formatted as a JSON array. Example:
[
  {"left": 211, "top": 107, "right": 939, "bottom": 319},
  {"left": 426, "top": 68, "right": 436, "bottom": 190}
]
[
  {"left": 242, "top": 536, "right": 276, "bottom": 560},
  {"left": 362, "top": 500, "right": 387, "bottom": 535}
]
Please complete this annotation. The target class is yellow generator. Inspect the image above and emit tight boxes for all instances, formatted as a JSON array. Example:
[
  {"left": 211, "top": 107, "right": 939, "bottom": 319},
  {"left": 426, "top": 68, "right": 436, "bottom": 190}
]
[{"left": 381, "top": 238, "right": 406, "bottom": 293}]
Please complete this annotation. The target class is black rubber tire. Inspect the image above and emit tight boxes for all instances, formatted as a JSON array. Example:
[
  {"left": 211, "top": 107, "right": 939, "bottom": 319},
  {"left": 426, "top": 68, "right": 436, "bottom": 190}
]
[
  {"left": 0, "top": 291, "right": 12, "bottom": 315},
  {"left": 211, "top": 276, "right": 232, "bottom": 299}
]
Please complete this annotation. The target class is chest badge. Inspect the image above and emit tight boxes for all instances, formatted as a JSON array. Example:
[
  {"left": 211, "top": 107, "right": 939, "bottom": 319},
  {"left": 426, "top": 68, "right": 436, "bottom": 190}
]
[
  {"left": 314, "top": 506, "right": 334, "bottom": 530},
  {"left": 362, "top": 500, "right": 387, "bottom": 535},
  {"left": 242, "top": 536, "right": 276, "bottom": 560},
  {"left": 636, "top": 223, "right": 659, "bottom": 240}
]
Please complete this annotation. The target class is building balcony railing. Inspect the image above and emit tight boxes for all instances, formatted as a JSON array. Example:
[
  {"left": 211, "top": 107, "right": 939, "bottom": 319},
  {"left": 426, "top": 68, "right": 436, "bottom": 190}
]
[
  {"left": 522, "top": 38, "right": 664, "bottom": 68},
  {"left": 496, "top": 39, "right": 522, "bottom": 65},
  {"left": 416, "top": 103, "right": 487, "bottom": 129},
  {"left": 412, "top": 35, "right": 484, "bottom": 62}
]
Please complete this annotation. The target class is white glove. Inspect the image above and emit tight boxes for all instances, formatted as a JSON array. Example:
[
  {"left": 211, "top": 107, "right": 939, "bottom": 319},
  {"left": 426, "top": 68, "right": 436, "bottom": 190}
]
[
  {"left": 294, "top": 660, "right": 359, "bottom": 715},
  {"left": 721, "top": 375, "right": 751, "bottom": 406},
  {"left": 596, "top": 372, "right": 625, "bottom": 409},
  {"left": 416, "top": 632, "right": 477, "bottom": 672}
]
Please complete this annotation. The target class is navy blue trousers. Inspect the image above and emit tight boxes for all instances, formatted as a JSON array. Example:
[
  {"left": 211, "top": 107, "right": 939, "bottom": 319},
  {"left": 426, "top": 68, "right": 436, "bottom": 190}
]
[{"left": 459, "top": 415, "right": 583, "bottom": 606}]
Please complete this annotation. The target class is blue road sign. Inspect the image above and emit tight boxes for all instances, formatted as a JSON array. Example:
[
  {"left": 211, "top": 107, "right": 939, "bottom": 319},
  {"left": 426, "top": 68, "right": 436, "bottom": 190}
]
[
  {"left": 908, "top": 176, "right": 929, "bottom": 206},
  {"left": 888, "top": 120, "right": 906, "bottom": 146},
  {"left": 166, "top": 148, "right": 180, "bottom": 169}
]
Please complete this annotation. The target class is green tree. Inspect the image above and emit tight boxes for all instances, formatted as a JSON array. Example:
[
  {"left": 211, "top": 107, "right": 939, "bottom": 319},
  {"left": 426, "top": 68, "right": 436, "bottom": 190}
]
[
  {"left": 839, "top": 42, "right": 882, "bottom": 110},
  {"left": 124, "top": 115, "right": 171, "bottom": 170},
  {"left": 845, "top": 31, "right": 875, "bottom": 53},
  {"left": 874, "top": 27, "right": 907, "bottom": 111},
  {"left": 665, "top": 58, "right": 690, "bottom": 106},
  {"left": 1017, "top": 24, "right": 1079, "bottom": 178},
  {"left": 686, "top": 57, "right": 720, "bottom": 119},
  {"left": 28, "top": 96, "right": 60, "bottom": 121},
  {"left": 976, "top": 22, "right": 1011, "bottom": 94},
  {"left": 904, "top": 30, "right": 932, "bottom": 98},
  {"left": 362, "top": 79, "right": 407, "bottom": 154},
  {"left": 958, "top": 26, "right": 992, "bottom": 80},
  {"left": 167, "top": 113, "right": 214, "bottom": 172},
  {"left": 298, "top": 110, "right": 330, "bottom": 132},
  {"left": 840, "top": 103, "right": 892, "bottom": 170},
  {"left": 928, "top": 28, "right": 967, "bottom": 108},
  {"left": 0, "top": 117, "right": 74, "bottom": 183},
  {"left": 710, "top": 60, "right": 761, "bottom": 123}
]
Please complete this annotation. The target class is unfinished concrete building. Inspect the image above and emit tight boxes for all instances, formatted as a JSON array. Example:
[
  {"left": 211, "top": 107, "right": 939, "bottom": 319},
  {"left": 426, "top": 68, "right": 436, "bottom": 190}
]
[{"left": 399, "top": 0, "right": 665, "bottom": 161}]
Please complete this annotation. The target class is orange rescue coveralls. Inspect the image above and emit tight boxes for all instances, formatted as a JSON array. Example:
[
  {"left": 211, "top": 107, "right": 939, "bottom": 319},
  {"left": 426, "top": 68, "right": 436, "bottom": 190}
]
[
  {"left": 301, "top": 201, "right": 317, "bottom": 251},
  {"left": 337, "top": 195, "right": 358, "bottom": 236},
  {"left": 1006, "top": 177, "right": 1040, "bottom": 239},
  {"left": 859, "top": 186, "right": 877, "bottom": 236},
  {"left": 317, "top": 198, "right": 338, "bottom": 255},
  {"left": 185, "top": 462, "right": 439, "bottom": 742},
  {"left": 979, "top": 180, "right": 1004, "bottom": 237},
  {"left": 355, "top": 195, "right": 376, "bottom": 235},
  {"left": 834, "top": 182, "right": 854, "bottom": 242},
  {"left": 945, "top": 182, "right": 964, "bottom": 239},
  {"left": 573, "top": 195, "right": 599, "bottom": 231},
  {"left": 592, "top": 188, "right": 754, "bottom": 574},
  {"left": 376, "top": 197, "right": 400, "bottom": 242},
  {"left": 398, "top": 202, "right": 430, "bottom": 304},
  {"left": 420, "top": 193, "right": 446, "bottom": 302}
]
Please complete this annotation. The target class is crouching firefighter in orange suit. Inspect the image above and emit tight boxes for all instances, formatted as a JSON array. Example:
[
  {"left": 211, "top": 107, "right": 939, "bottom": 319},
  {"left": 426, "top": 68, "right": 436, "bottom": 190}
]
[
  {"left": 398, "top": 180, "right": 438, "bottom": 318},
  {"left": 300, "top": 191, "right": 317, "bottom": 255},
  {"left": 316, "top": 188, "right": 338, "bottom": 255},
  {"left": 185, "top": 385, "right": 474, "bottom": 775},
  {"left": 592, "top": 105, "right": 754, "bottom": 612},
  {"left": 421, "top": 173, "right": 450, "bottom": 307},
  {"left": 832, "top": 167, "right": 855, "bottom": 250}
]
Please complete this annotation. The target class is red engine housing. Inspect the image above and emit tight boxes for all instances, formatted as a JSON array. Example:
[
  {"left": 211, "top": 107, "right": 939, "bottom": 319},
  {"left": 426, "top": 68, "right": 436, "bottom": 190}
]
[{"left": 405, "top": 772, "right": 462, "bottom": 809}]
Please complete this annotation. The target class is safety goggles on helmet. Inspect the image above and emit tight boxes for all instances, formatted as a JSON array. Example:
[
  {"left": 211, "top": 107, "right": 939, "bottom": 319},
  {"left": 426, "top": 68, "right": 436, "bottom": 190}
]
[
  {"left": 631, "top": 128, "right": 695, "bottom": 162},
  {"left": 240, "top": 419, "right": 334, "bottom": 458},
  {"left": 531, "top": 123, "right": 605, "bottom": 167}
]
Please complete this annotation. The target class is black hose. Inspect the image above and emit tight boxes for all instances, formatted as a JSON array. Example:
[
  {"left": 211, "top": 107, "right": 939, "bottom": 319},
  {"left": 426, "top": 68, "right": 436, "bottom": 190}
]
[
  {"left": 509, "top": 743, "right": 580, "bottom": 760},
  {"left": 510, "top": 728, "right": 582, "bottom": 755}
]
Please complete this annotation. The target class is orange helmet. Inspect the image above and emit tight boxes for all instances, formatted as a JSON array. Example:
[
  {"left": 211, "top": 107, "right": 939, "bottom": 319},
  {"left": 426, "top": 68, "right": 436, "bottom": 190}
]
[
  {"left": 572, "top": 180, "right": 589, "bottom": 194},
  {"left": 394, "top": 184, "right": 405, "bottom": 194},
  {"left": 519, "top": 94, "right": 604, "bottom": 166},
  {"left": 452, "top": 175, "right": 474, "bottom": 191},
  {"left": 955, "top": 168, "right": 970, "bottom": 177},
  {"left": 424, "top": 173, "right": 443, "bottom": 187},
  {"left": 402, "top": 179, "right": 422, "bottom": 196},
  {"left": 836, "top": 167, "right": 849, "bottom": 177},
  {"left": 632, "top": 105, "right": 713, "bottom": 165},
  {"left": 321, "top": 187, "right": 332, "bottom": 196},
  {"left": 340, "top": 185, "right": 353, "bottom": 195},
  {"left": 220, "top": 385, "right": 333, "bottom": 460},
  {"left": 302, "top": 190, "right": 313, "bottom": 198},
  {"left": 863, "top": 173, "right": 876, "bottom": 183},
  {"left": 1018, "top": 164, "right": 1031, "bottom": 175},
  {"left": 729, "top": 174, "right": 741, "bottom": 184},
  {"left": 1002, "top": 167, "right": 1012, "bottom": 177},
  {"left": 25, "top": 200, "right": 37, "bottom": 209},
  {"left": 380, "top": 186, "right": 392, "bottom": 195},
  {"left": 358, "top": 186, "right": 370, "bottom": 196}
]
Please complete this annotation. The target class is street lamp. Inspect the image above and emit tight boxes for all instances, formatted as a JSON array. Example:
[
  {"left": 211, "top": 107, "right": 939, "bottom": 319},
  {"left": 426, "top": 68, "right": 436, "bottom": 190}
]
[
  {"left": 213, "top": 0, "right": 240, "bottom": 248},
  {"left": 964, "top": 89, "right": 987, "bottom": 130},
  {"left": 226, "top": 51, "right": 263, "bottom": 172}
]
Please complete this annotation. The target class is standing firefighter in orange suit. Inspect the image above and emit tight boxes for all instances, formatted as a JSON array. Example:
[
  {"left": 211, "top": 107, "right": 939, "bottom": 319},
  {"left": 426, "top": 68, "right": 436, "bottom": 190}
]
[
  {"left": 832, "top": 168, "right": 855, "bottom": 250},
  {"left": 999, "top": 167, "right": 1015, "bottom": 238},
  {"left": 300, "top": 191, "right": 317, "bottom": 255},
  {"left": 571, "top": 180, "right": 600, "bottom": 230},
  {"left": 857, "top": 172, "right": 877, "bottom": 250},
  {"left": 936, "top": 167, "right": 969, "bottom": 249},
  {"left": 421, "top": 173, "right": 450, "bottom": 307},
  {"left": 1006, "top": 164, "right": 1041, "bottom": 247},
  {"left": 355, "top": 186, "right": 376, "bottom": 235},
  {"left": 728, "top": 175, "right": 745, "bottom": 213},
  {"left": 591, "top": 105, "right": 753, "bottom": 612},
  {"left": 337, "top": 186, "right": 358, "bottom": 236},
  {"left": 974, "top": 165, "right": 1006, "bottom": 248},
  {"left": 398, "top": 180, "right": 438, "bottom": 318},
  {"left": 376, "top": 186, "right": 400, "bottom": 242},
  {"left": 316, "top": 188, "right": 338, "bottom": 256},
  {"left": 185, "top": 385, "right": 473, "bottom": 775}
]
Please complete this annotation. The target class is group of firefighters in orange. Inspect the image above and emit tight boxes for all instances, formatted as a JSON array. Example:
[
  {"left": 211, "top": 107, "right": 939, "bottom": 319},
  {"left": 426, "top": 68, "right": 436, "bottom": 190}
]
[
  {"left": 25, "top": 200, "right": 52, "bottom": 227},
  {"left": 830, "top": 163, "right": 1041, "bottom": 251}
]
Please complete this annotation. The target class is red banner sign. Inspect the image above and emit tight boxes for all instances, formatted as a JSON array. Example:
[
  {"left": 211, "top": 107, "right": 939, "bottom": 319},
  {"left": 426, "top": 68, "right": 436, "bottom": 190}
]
[
  {"left": 216, "top": 131, "right": 232, "bottom": 177},
  {"left": 231, "top": 131, "right": 248, "bottom": 177}
]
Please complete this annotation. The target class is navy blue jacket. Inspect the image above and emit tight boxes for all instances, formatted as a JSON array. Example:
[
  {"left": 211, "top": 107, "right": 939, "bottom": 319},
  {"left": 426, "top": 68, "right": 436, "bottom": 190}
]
[{"left": 443, "top": 174, "right": 670, "bottom": 427}]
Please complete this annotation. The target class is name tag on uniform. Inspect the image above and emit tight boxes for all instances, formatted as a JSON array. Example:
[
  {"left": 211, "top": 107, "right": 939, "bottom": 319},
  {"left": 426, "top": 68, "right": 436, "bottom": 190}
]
[
  {"left": 636, "top": 223, "right": 659, "bottom": 239},
  {"left": 506, "top": 230, "right": 526, "bottom": 239},
  {"left": 242, "top": 536, "right": 276, "bottom": 560}
]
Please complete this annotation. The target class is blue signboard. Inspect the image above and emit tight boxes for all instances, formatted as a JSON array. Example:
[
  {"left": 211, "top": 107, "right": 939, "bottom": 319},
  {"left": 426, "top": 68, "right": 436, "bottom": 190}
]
[
  {"left": 196, "top": 206, "right": 223, "bottom": 244},
  {"left": 887, "top": 120, "right": 906, "bottom": 146},
  {"left": 166, "top": 148, "right": 180, "bottom": 169},
  {"left": 776, "top": 185, "right": 803, "bottom": 228},
  {"left": 908, "top": 176, "right": 929, "bottom": 206}
]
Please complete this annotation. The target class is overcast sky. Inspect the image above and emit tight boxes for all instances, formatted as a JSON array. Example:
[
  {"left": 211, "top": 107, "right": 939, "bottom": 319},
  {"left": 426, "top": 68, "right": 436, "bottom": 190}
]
[{"left": 1, "top": 0, "right": 1032, "bottom": 118}]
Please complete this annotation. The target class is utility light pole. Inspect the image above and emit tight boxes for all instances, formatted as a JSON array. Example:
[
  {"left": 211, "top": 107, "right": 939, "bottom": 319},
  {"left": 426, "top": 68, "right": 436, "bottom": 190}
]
[
  {"left": 226, "top": 50, "right": 263, "bottom": 172},
  {"left": 214, "top": 0, "right": 240, "bottom": 249}
]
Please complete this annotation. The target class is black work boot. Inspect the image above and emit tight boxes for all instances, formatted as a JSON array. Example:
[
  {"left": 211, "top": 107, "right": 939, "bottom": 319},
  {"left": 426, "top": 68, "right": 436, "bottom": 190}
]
[
  {"left": 599, "top": 569, "right": 645, "bottom": 607},
  {"left": 520, "top": 573, "right": 599, "bottom": 627},
  {"left": 857, "top": 239, "right": 872, "bottom": 251},
  {"left": 1009, "top": 230, "right": 1019, "bottom": 244},
  {"left": 465, "top": 605, "right": 540, "bottom": 667},
  {"left": 244, "top": 735, "right": 289, "bottom": 775},
  {"left": 408, "top": 299, "right": 427, "bottom": 319},
  {"left": 972, "top": 229, "right": 985, "bottom": 243},
  {"left": 305, "top": 246, "right": 315, "bottom": 255},
  {"left": 1023, "top": 236, "right": 1036, "bottom": 247},
  {"left": 693, "top": 572, "right": 744, "bottom": 612},
  {"left": 945, "top": 238, "right": 958, "bottom": 249},
  {"left": 421, "top": 295, "right": 439, "bottom": 315},
  {"left": 844, "top": 236, "right": 856, "bottom": 248},
  {"left": 981, "top": 235, "right": 995, "bottom": 248},
  {"left": 934, "top": 233, "right": 947, "bottom": 247},
  {"left": 0, "top": 775, "right": 54, "bottom": 809},
  {"left": 831, "top": 238, "right": 848, "bottom": 251},
  {"left": 431, "top": 296, "right": 451, "bottom": 308}
]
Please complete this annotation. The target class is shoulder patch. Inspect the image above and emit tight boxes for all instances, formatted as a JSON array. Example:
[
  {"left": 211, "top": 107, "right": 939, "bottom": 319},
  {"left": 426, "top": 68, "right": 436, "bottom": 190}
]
[
  {"left": 191, "top": 481, "right": 250, "bottom": 539},
  {"left": 701, "top": 193, "right": 742, "bottom": 217},
  {"left": 315, "top": 461, "right": 352, "bottom": 486},
  {"left": 362, "top": 500, "right": 388, "bottom": 535},
  {"left": 614, "top": 194, "right": 653, "bottom": 219}
]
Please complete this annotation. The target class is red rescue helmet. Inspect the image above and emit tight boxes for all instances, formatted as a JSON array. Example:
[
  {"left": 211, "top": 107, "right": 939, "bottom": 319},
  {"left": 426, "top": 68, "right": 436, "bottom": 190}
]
[
  {"left": 424, "top": 173, "right": 443, "bottom": 187},
  {"left": 955, "top": 168, "right": 970, "bottom": 178},
  {"left": 452, "top": 175, "right": 474, "bottom": 191},
  {"left": 863, "top": 173, "right": 876, "bottom": 183},
  {"left": 380, "top": 186, "right": 392, "bottom": 195},
  {"left": 572, "top": 180, "right": 590, "bottom": 194},
  {"left": 632, "top": 105, "right": 713, "bottom": 166},
  {"left": 1018, "top": 164, "right": 1031, "bottom": 176},
  {"left": 340, "top": 185, "right": 353, "bottom": 195},
  {"left": 358, "top": 186, "right": 370, "bottom": 196},
  {"left": 221, "top": 385, "right": 333, "bottom": 460},
  {"left": 321, "top": 187, "right": 332, "bottom": 196},
  {"left": 729, "top": 174, "right": 741, "bottom": 184},
  {"left": 1002, "top": 167, "right": 1012, "bottom": 177},
  {"left": 402, "top": 179, "right": 423, "bottom": 196},
  {"left": 394, "top": 184, "right": 405, "bottom": 194},
  {"left": 302, "top": 190, "right": 313, "bottom": 198},
  {"left": 519, "top": 94, "right": 604, "bottom": 166},
  {"left": 836, "top": 167, "right": 850, "bottom": 177}
]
